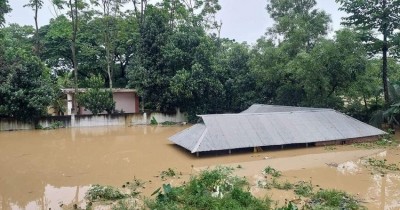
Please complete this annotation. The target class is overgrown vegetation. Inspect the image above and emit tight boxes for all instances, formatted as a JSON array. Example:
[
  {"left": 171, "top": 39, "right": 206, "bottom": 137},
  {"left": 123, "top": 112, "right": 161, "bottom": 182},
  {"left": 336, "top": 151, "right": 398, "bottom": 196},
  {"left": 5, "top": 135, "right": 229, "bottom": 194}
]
[
  {"left": 306, "top": 189, "right": 364, "bottom": 209},
  {"left": 150, "top": 116, "right": 158, "bottom": 125},
  {"left": 36, "top": 121, "right": 64, "bottom": 130},
  {"left": 76, "top": 75, "right": 115, "bottom": 115},
  {"left": 264, "top": 166, "right": 282, "bottom": 178},
  {"left": 293, "top": 181, "right": 314, "bottom": 197},
  {"left": 160, "top": 121, "right": 177, "bottom": 126},
  {"left": 2, "top": 0, "right": 400, "bottom": 122},
  {"left": 353, "top": 132, "right": 398, "bottom": 149},
  {"left": 85, "top": 184, "right": 127, "bottom": 201},
  {"left": 80, "top": 166, "right": 368, "bottom": 210},
  {"left": 160, "top": 168, "right": 180, "bottom": 180},
  {"left": 147, "top": 167, "right": 272, "bottom": 209},
  {"left": 256, "top": 166, "right": 364, "bottom": 209},
  {"left": 364, "top": 158, "right": 400, "bottom": 174}
]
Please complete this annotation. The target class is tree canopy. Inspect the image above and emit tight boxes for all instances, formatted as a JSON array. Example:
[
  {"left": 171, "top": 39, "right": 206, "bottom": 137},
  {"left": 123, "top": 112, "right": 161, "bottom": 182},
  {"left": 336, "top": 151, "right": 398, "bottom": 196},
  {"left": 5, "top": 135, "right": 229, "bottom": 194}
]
[{"left": 1, "top": 0, "right": 400, "bottom": 124}]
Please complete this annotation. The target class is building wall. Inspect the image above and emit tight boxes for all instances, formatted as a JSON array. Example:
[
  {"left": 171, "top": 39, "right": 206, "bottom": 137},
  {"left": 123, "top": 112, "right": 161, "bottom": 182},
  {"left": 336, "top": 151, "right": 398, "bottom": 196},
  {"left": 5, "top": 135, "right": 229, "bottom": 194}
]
[
  {"left": 314, "top": 136, "right": 380, "bottom": 146},
  {"left": 65, "top": 91, "right": 139, "bottom": 115},
  {"left": 113, "top": 92, "right": 137, "bottom": 113}
]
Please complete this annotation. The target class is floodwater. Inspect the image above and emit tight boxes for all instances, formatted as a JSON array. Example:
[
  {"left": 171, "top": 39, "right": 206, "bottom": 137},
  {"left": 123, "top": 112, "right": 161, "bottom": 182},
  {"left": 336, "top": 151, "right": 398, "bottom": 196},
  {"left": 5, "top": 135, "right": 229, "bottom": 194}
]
[{"left": 0, "top": 126, "right": 399, "bottom": 210}]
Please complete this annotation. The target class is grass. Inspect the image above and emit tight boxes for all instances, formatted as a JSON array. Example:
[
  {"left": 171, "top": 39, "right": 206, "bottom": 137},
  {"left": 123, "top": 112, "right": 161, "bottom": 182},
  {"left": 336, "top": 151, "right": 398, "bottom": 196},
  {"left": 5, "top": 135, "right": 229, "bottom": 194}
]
[
  {"left": 160, "top": 168, "right": 180, "bottom": 180},
  {"left": 306, "top": 189, "right": 365, "bottom": 209},
  {"left": 36, "top": 121, "right": 64, "bottom": 130},
  {"left": 264, "top": 166, "right": 282, "bottom": 178},
  {"left": 160, "top": 121, "right": 177, "bottom": 126},
  {"left": 85, "top": 184, "right": 127, "bottom": 201},
  {"left": 353, "top": 132, "right": 398, "bottom": 149},
  {"left": 123, "top": 178, "right": 145, "bottom": 197},
  {"left": 293, "top": 181, "right": 313, "bottom": 197},
  {"left": 147, "top": 167, "right": 272, "bottom": 210},
  {"left": 83, "top": 166, "right": 367, "bottom": 210},
  {"left": 324, "top": 145, "right": 337, "bottom": 151},
  {"left": 365, "top": 158, "right": 400, "bottom": 174},
  {"left": 271, "top": 179, "right": 294, "bottom": 190}
]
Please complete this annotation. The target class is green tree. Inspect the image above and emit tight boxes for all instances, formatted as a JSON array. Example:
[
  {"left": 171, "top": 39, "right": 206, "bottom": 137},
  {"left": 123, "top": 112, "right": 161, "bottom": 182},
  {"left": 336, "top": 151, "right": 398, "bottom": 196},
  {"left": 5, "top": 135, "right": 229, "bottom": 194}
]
[
  {"left": 128, "top": 5, "right": 172, "bottom": 111},
  {"left": 215, "top": 40, "right": 258, "bottom": 112},
  {"left": 77, "top": 74, "right": 115, "bottom": 115},
  {"left": 0, "top": 27, "right": 54, "bottom": 120},
  {"left": 336, "top": 0, "right": 400, "bottom": 104},
  {"left": 0, "top": 0, "right": 11, "bottom": 27},
  {"left": 266, "top": 0, "right": 331, "bottom": 56},
  {"left": 41, "top": 16, "right": 74, "bottom": 76},
  {"left": 24, "top": 0, "right": 44, "bottom": 55},
  {"left": 52, "top": 0, "right": 89, "bottom": 113}
]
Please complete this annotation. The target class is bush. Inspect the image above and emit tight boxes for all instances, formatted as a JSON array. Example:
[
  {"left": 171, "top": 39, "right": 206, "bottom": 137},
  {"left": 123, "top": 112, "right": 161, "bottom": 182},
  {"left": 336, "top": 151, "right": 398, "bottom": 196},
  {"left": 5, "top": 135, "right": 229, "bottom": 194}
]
[
  {"left": 264, "top": 166, "right": 282, "bottom": 178},
  {"left": 307, "top": 189, "right": 364, "bottom": 209},
  {"left": 77, "top": 74, "right": 115, "bottom": 115},
  {"left": 86, "top": 184, "right": 127, "bottom": 201},
  {"left": 294, "top": 181, "right": 313, "bottom": 197},
  {"left": 147, "top": 167, "right": 272, "bottom": 210}
]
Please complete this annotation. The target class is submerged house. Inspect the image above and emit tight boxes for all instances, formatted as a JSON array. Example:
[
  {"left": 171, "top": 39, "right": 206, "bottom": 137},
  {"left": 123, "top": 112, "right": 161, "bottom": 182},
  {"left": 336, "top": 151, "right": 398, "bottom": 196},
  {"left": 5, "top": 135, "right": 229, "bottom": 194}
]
[
  {"left": 60, "top": 88, "right": 140, "bottom": 115},
  {"left": 169, "top": 104, "right": 386, "bottom": 155}
]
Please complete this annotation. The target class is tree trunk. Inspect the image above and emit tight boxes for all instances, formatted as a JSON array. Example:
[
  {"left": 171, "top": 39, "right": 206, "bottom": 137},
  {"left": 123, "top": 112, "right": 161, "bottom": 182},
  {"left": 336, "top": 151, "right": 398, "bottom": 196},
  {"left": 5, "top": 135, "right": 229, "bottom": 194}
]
[
  {"left": 34, "top": 2, "right": 40, "bottom": 56},
  {"left": 103, "top": 1, "right": 113, "bottom": 90},
  {"left": 382, "top": 0, "right": 389, "bottom": 104},
  {"left": 70, "top": 0, "right": 79, "bottom": 114},
  {"left": 383, "top": 39, "right": 389, "bottom": 104}
]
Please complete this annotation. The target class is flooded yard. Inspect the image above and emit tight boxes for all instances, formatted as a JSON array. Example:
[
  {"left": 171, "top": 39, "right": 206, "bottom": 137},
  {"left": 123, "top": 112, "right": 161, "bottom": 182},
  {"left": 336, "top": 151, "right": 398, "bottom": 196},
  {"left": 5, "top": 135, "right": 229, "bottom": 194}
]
[{"left": 0, "top": 126, "right": 399, "bottom": 209}]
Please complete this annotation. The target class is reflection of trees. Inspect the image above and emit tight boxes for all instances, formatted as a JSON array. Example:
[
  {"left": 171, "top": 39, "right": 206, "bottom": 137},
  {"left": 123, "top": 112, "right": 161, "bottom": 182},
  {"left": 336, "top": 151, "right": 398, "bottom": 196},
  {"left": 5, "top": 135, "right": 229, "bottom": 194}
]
[{"left": 0, "top": 126, "right": 182, "bottom": 209}]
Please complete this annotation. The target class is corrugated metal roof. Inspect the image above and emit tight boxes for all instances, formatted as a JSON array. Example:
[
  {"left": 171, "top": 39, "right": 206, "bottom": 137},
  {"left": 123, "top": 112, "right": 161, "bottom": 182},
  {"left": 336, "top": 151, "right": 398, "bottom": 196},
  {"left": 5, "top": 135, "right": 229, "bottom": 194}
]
[
  {"left": 241, "top": 104, "right": 328, "bottom": 113},
  {"left": 169, "top": 106, "right": 386, "bottom": 153}
]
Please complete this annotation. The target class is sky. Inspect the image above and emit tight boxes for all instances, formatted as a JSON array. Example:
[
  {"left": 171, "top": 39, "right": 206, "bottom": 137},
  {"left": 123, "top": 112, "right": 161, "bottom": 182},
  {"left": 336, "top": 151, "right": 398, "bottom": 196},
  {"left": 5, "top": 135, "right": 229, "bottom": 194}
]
[{"left": 5, "top": 0, "right": 346, "bottom": 44}]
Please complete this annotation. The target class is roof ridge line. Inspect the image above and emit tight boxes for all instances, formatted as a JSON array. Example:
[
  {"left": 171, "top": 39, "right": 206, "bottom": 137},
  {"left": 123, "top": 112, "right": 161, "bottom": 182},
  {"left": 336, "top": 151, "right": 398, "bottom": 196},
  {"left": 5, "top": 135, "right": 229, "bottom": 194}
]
[
  {"left": 199, "top": 109, "right": 335, "bottom": 117},
  {"left": 191, "top": 127, "right": 208, "bottom": 153}
]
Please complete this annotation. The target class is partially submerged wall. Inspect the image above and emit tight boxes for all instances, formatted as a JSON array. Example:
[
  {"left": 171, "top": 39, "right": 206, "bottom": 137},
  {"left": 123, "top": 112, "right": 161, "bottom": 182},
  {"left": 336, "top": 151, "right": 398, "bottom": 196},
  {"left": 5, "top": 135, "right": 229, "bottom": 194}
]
[
  {"left": 314, "top": 136, "right": 380, "bottom": 146},
  {"left": 0, "top": 111, "right": 187, "bottom": 131}
]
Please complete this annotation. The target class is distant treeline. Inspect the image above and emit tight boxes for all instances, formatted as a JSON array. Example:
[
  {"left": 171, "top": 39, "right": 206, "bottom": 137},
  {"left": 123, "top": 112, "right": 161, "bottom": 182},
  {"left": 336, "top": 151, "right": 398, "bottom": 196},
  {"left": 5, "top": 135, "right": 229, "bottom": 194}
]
[{"left": 1, "top": 0, "right": 400, "bottom": 124}]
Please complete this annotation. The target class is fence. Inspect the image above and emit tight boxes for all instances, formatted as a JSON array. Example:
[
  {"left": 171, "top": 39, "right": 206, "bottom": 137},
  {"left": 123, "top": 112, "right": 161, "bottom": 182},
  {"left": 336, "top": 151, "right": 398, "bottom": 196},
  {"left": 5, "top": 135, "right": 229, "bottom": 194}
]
[{"left": 0, "top": 111, "right": 187, "bottom": 131}]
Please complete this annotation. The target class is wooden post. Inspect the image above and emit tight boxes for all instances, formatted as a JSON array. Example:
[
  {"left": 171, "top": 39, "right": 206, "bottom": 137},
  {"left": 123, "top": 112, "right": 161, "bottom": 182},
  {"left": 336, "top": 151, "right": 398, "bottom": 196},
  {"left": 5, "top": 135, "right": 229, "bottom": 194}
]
[{"left": 196, "top": 152, "right": 199, "bottom": 157}]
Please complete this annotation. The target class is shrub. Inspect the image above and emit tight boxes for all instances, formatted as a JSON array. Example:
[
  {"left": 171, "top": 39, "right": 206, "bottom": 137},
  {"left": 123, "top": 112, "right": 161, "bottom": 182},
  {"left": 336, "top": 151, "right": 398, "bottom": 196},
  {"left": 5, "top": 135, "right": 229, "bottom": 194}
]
[
  {"left": 264, "top": 166, "right": 282, "bottom": 178},
  {"left": 85, "top": 184, "right": 127, "bottom": 201},
  {"left": 294, "top": 181, "right": 313, "bottom": 197},
  {"left": 307, "top": 189, "right": 365, "bottom": 209},
  {"left": 147, "top": 167, "right": 272, "bottom": 209}
]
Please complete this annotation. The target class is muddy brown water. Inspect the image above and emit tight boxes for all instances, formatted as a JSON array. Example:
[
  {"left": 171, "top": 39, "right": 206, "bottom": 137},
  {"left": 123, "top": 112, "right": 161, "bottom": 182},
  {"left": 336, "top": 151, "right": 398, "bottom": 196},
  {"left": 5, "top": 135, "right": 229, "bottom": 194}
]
[{"left": 0, "top": 126, "right": 399, "bottom": 210}]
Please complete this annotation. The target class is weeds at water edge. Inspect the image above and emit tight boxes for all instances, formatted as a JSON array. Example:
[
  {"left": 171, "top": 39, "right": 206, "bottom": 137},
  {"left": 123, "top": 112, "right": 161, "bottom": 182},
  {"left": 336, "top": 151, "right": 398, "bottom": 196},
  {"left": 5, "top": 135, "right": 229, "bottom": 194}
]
[
  {"left": 147, "top": 166, "right": 272, "bottom": 210},
  {"left": 85, "top": 184, "right": 127, "bottom": 201},
  {"left": 264, "top": 166, "right": 282, "bottom": 178},
  {"left": 364, "top": 158, "right": 400, "bottom": 174}
]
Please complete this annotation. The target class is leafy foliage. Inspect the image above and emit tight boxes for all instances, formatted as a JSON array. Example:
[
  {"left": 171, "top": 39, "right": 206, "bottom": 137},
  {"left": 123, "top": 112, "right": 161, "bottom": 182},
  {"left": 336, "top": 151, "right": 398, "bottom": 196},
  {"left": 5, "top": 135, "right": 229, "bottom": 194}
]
[
  {"left": 76, "top": 75, "right": 115, "bottom": 115},
  {"left": 293, "top": 181, "right": 314, "bottom": 197},
  {"left": 307, "top": 189, "right": 364, "bottom": 210},
  {"left": 263, "top": 166, "right": 282, "bottom": 178},
  {"left": 147, "top": 167, "right": 272, "bottom": 210},
  {"left": 85, "top": 184, "right": 127, "bottom": 201},
  {"left": 0, "top": 29, "right": 54, "bottom": 120},
  {"left": 3, "top": 0, "right": 400, "bottom": 126},
  {"left": 336, "top": 0, "right": 400, "bottom": 103}
]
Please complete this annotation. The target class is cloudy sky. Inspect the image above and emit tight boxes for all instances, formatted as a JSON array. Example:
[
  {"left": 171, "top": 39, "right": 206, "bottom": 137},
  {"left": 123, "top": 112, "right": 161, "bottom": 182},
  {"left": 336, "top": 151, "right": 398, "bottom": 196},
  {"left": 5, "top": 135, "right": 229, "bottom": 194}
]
[{"left": 5, "top": 0, "right": 346, "bottom": 44}]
